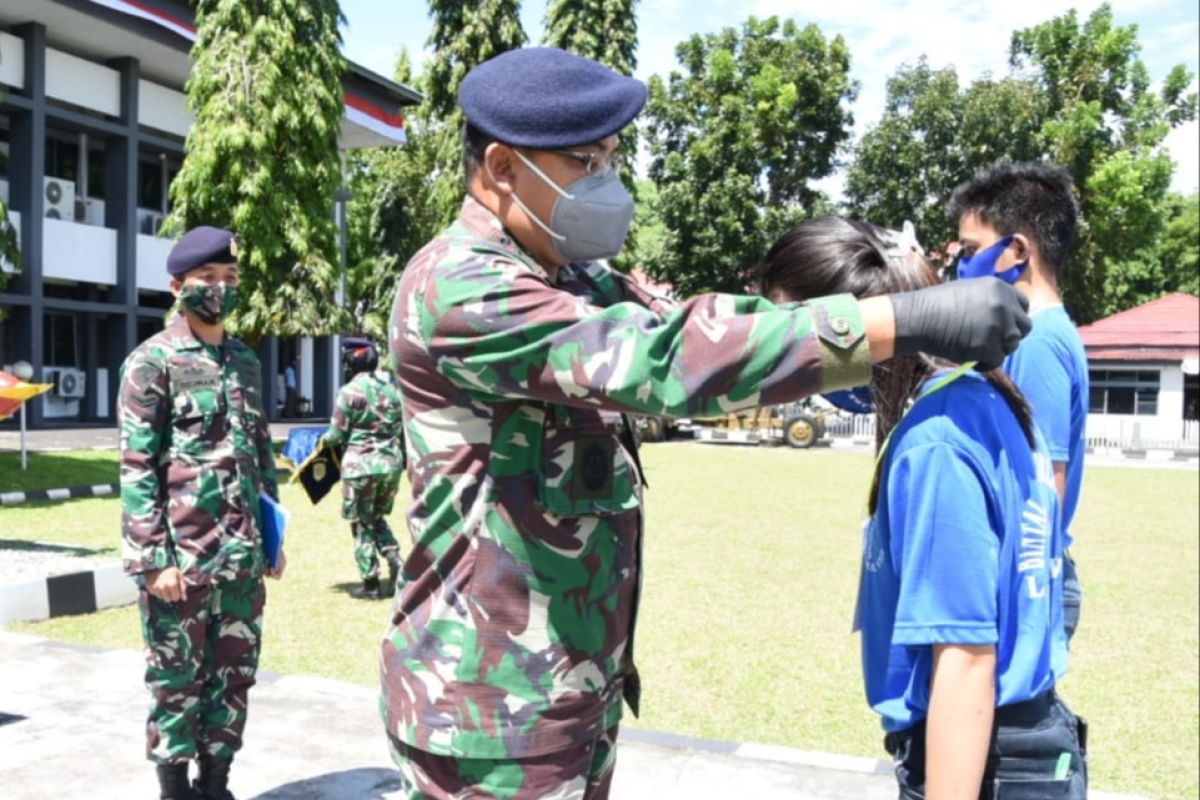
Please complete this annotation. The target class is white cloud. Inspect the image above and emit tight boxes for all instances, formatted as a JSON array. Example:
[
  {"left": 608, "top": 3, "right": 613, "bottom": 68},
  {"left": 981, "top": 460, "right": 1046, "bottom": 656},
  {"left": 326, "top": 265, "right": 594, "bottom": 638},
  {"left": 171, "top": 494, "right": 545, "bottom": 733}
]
[{"left": 1166, "top": 120, "right": 1200, "bottom": 194}]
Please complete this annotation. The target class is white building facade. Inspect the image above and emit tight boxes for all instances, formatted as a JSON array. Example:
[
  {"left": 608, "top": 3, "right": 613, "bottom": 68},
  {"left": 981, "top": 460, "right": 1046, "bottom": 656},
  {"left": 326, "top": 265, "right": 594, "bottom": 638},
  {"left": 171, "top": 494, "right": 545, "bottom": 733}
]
[{"left": 0, "top": 0, "right": 420, "bottom": 428}]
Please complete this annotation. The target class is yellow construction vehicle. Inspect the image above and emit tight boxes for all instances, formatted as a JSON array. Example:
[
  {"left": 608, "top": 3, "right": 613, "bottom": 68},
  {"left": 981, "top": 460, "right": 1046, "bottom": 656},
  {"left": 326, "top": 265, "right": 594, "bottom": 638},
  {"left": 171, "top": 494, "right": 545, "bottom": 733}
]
[{"left": 633, "top": 398, "right": 833, "bottom": 448}]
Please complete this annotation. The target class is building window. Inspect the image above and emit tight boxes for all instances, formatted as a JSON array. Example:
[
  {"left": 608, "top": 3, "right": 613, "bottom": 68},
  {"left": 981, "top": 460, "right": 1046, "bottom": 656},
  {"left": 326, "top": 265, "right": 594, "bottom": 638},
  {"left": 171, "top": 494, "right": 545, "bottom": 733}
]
[
  {"left": 1088, "top": 369, "right": 1160, "bottom": 416},
  {"left": 1185, "top": 375, "right": 1199, "bottom": 421},
  {"left": 43, "top": 312, "right": 81, "bottom": 367}
]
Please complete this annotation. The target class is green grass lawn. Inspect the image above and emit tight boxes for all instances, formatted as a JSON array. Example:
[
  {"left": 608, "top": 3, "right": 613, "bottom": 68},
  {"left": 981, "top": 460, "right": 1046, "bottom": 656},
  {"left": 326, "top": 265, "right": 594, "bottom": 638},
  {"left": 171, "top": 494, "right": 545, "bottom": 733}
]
[
  {"left": 0, "top": 449, "right": 119, "bottom": 494},
  {"left": 5, "top": 445, "right": 1198, "bottom": 799}
]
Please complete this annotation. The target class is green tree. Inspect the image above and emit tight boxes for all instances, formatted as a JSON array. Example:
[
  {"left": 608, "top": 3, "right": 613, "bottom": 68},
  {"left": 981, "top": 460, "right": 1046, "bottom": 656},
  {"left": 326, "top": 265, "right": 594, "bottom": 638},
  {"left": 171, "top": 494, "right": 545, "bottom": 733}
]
[
  {"left": 543, "top": 0, "right": 640, "bottom": 204},
  {"left": 543, "top": 0, "right": 637, "bottom": 76},
  {"left": 845, "top": 61, "right": 1044, "bottom": 261},
  {"left": 425, "top": 0, "right": 527, "bottom": 123},
  {"left": 1157, "top": 192, "right": 1200, "bottom": 297},
  {"left": 420, "top": 0, "right": 526, "bottom": 228},
  {"left": 342, "top": 49, "right": 440, "bottom": 340},
  {"left": 1011, "top": 3, "right": 1197, "bottom": 321},
  {"left": 844, "top": 4, "right": 1197, "bottom": 322},
  {"left": 168, "top": 0, "right": 347, "bottom": 338},
  {"left": 641, "top": 16, "right": 856, "bottom": 296}
]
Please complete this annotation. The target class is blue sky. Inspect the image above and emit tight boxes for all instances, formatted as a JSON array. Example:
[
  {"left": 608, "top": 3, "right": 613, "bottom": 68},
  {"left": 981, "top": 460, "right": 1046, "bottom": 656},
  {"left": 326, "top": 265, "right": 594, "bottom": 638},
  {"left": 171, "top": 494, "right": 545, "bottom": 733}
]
[{"left": 339, "top": 0, "right": 1200, "bottom": 195}]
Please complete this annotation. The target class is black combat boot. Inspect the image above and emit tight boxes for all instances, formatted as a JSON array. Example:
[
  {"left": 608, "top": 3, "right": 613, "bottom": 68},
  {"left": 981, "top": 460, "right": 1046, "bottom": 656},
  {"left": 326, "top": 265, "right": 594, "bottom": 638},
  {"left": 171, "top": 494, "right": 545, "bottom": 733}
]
[
  {"left": 384, "top": 555, "right": 402, "bottom": 598},
  {"left": 156, "top": 763, "right": 198, "bottom": 800},
  {"left": 351, "top": 576, "right": 382, "bottom": 600},
  {"left": 194, "top": 755, "right": 236, "bottom": 800}
]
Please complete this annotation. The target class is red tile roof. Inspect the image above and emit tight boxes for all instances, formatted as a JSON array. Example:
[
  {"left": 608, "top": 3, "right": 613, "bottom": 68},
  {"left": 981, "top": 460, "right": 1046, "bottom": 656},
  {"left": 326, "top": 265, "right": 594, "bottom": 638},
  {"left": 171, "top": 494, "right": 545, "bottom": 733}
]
[{"left": 1078, "top": 293, "right": 1199, "bottom": 362}]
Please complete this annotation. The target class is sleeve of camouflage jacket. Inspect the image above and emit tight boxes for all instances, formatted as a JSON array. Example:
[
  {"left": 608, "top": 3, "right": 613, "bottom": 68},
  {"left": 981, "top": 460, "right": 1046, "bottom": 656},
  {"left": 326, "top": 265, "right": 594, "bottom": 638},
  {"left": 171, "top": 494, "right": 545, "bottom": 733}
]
[
  {"left": 323, "top": 387, "right": 352, "bottom": 450},
  {"left": 117, "top": 351, "right": 174, "bottom": 574},
  {"left": 257, "top": 396, "right": 279, "bottom": 501},
  {"left": 418, "top": 261, "right": 871, "bottom": 416}
]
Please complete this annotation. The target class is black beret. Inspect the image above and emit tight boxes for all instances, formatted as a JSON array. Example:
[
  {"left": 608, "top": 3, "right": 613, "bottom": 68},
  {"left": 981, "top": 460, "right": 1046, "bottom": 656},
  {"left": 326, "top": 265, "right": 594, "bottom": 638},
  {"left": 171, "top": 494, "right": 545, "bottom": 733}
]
[
  {"left": 459, "top": 47, "right": 647, "bottom": 149},
  {"left": 167, "top": 226, "right": 238, "bottom": 276}
]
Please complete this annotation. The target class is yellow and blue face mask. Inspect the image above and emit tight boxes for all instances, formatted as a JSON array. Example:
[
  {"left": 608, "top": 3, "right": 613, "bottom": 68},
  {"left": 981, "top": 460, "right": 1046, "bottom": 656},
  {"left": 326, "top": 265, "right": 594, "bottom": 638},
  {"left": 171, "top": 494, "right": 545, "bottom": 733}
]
[{"left": 956, "top": 235, "right": 1028, "bottom": 285}]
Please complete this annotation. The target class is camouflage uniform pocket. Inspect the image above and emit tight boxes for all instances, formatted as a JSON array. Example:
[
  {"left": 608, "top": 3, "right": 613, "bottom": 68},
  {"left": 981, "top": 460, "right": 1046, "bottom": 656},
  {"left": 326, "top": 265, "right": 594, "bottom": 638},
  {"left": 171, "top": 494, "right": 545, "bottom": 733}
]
[
  {"left": 171, "top": 386, "right": 226, "bottom": 444},
  {"left": 535, "top": 406, "right": 641, "bottom": 517}
]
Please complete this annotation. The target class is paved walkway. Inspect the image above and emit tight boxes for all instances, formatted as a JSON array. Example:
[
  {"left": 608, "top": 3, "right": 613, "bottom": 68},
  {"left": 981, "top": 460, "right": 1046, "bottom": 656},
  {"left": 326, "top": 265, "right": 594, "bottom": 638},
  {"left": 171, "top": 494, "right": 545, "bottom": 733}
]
[
  {"left": 0, "top": 422, "right": 326, "bottom": 454},
  {"left": 0, "top": 631, "right": 1144, "bottom": 799}
]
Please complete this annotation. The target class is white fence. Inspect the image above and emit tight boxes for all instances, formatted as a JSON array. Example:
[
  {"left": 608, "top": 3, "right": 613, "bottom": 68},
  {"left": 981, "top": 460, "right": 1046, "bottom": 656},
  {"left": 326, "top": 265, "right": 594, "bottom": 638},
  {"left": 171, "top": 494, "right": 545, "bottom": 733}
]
[
  {"left": 1085, "top": 415, "right": 1199, "bottom": 452},
  {"left": 823, "top": 412, "right": 1200, "bottom": 453},
  {"left": 824, "top": 412, "right": 877, "bottom": 441}
]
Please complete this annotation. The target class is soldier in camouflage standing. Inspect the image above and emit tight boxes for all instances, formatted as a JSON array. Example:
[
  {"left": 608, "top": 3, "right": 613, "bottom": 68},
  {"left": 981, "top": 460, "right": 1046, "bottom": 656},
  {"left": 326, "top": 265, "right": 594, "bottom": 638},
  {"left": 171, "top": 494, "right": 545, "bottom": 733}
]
[
  {"left": 118, "top": 226, "right": 285, "bottom": 800},
  {"left": 321, "top": 340, "right": 405, "bottom": 600},
  {"left": 382, "top": 47, "right": 1033, "bottom": 800}
]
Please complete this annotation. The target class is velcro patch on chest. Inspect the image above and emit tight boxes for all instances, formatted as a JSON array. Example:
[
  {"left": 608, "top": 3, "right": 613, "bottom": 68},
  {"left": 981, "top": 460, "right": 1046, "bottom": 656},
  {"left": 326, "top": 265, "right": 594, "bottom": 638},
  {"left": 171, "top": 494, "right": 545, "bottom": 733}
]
[{"left": 572, "top": 436, "right": 615, "bottom": 500}]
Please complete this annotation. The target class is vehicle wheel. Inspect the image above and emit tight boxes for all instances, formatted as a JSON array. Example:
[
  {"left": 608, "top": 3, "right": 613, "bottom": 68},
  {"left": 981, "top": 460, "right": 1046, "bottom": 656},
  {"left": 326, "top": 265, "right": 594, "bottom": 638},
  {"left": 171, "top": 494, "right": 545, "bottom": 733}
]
[
  {"left": 784, "top": 415, "right": 818, "bottom": 449},
  {"left": 641, "top": 417, "right": 665, "bottom": 442}
]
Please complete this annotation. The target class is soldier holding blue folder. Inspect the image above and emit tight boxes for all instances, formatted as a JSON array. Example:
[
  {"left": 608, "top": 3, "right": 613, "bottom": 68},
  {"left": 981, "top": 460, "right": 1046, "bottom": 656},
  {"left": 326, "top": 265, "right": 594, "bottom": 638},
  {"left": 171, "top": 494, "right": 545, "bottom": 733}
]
[{"left": 118, "top": 226, "right": 286, "bottom": 800}]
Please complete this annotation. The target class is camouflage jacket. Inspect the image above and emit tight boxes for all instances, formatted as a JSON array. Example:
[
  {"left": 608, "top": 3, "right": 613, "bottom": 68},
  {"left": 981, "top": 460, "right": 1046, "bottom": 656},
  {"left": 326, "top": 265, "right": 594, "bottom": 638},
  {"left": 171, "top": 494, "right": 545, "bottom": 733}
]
[
  {"left": 323, "top": 368, "right": 406, "bottom": 479},
  {"left": 118, "top": 312, "right": 278, "bottom": 585},
  {"left": 382, "top": 196, "right": 870, "bottom": 759}
]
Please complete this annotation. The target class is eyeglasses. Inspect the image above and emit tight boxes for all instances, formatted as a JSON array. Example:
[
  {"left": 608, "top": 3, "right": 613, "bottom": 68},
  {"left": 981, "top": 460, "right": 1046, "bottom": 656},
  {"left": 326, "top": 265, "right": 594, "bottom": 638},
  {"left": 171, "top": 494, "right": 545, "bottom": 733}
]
[{"left": 550, "top": 149, "right": 624, "bottom": 177}]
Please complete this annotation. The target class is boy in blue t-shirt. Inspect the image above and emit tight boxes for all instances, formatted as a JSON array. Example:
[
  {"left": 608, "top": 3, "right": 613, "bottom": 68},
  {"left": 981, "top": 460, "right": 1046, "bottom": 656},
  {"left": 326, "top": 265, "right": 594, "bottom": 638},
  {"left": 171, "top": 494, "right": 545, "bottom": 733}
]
[{"left": 951, "top": 163, "right": 1089, "bottom": 640}]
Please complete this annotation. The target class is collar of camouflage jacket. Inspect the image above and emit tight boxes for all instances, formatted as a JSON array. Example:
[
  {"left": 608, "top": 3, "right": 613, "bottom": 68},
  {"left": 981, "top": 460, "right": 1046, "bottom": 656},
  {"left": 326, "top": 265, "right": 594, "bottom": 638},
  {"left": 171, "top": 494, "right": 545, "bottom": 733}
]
[
  {"left": 164, "top": 311, "right": 213, "bottom": 352},
  {"left": 458, "top": 195, "right": 551, "bottom": 279}
]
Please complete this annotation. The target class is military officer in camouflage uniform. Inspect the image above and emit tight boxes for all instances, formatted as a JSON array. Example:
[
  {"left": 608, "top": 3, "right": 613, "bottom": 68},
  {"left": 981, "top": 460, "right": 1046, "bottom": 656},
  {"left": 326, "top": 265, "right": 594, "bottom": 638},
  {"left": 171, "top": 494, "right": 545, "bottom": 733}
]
[
  {"left": 321, "top": 340, "right": 405, "bottom": 600},
  {"left": 118, "top": 226, "right": 285, "bottom": 800},
  {"left": 382, "top": 47, "right": 1032, "bottom": 799}
]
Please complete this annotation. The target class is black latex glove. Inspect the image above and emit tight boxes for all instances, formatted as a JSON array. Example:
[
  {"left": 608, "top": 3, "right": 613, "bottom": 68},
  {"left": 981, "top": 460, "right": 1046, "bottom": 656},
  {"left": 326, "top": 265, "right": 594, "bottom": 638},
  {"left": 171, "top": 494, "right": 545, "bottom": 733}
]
[{"left": 890, "top": 279, "right": 1032, "bottom": 369}]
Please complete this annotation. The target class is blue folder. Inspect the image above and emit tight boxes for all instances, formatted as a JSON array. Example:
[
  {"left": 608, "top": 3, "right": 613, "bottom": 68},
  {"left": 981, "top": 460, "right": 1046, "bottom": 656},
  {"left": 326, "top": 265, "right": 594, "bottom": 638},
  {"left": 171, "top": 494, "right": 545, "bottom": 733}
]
[{"left": 258, "top": 492, "right": 289, "bottom": 570}]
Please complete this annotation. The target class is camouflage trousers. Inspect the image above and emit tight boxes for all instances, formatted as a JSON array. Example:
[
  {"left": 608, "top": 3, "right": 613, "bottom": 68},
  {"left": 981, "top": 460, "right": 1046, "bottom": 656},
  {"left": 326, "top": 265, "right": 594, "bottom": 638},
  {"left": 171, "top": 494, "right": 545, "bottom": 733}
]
[
  {"left": 137, "top": 576, "right": 264, "bottom": 764},
  {"left": 388, "top": 725, "right": 619, "bottom": 800},
  {"left": 342, "top": 474, "right": 401, "bottom": 581}
]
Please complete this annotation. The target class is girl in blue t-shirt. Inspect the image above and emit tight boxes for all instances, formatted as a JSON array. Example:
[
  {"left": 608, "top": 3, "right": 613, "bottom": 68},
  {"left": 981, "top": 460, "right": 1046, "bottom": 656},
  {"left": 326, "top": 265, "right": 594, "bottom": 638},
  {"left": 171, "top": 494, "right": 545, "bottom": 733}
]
[{"left": 760, "top": 217, "right": 1086, "bottom": 800}]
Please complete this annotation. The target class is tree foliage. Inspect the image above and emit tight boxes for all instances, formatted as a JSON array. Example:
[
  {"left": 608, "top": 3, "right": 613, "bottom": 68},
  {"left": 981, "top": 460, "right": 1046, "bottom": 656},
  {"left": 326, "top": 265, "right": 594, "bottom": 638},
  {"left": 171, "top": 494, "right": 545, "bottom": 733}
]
[
  {"left": 341, "top": 1, "right": 525, "bottom": 340},
  {"left": 1156, "top": 192, "right": 1200, "bottom": 298},
  {"left": 1010, "top": 3, "right": 1197, "bottom": 321},
  {"left": 341, "top": 50, "right": 443, "bottom": 341},
  {"left": 424, "top": 0, "right": 527, "bottom": 124},
  {"left": 846, "top": 3, "right": 1197, "bottom": 322},
  {"left": 641, "top": 16, "right": 856, "bottom": 295},
  {"left": 543, "top": 0, "right": 637, "bottom": 76},
  {"left": 420, "top": 0, "right": 526, "bottom": 228},
  {"left": 846, "top": 61, "right": 1044, "bottom": 258},
  {"left": 543, "top": 0, "right": 640, "bottom": 206},
  {"left": 169, "top": 0, "right": 347, "bottom": 338}
]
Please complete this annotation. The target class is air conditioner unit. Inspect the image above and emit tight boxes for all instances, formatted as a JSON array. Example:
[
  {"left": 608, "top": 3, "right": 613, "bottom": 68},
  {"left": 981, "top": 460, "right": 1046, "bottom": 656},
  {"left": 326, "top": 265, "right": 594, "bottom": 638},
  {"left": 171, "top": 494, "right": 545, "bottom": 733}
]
[
  {"left": 44, "top": 177, "right": 76, "bottom": 220},
  {"left": 49, "top": 367, "right": 87, "bottom": 399},
  {"left": 75, "top": 197, "right": 107, "bottom": 226},
  {"left": 137, "top": 208, "right": 165, "bottom": 236}
]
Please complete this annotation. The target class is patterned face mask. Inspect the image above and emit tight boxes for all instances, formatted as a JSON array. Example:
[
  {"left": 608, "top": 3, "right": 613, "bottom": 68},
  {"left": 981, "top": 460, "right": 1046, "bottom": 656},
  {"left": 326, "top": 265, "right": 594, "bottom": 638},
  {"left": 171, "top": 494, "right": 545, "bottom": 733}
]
[{"left": 179, "top": 282, "right": 240, "bottom": 324}]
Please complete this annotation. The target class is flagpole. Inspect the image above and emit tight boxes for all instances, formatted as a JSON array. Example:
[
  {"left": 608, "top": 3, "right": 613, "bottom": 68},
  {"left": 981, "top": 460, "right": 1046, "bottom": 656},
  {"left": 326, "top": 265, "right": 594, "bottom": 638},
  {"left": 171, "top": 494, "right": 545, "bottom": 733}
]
[{"left": 20, "top": 400, "right": 27, "bottom": 470}]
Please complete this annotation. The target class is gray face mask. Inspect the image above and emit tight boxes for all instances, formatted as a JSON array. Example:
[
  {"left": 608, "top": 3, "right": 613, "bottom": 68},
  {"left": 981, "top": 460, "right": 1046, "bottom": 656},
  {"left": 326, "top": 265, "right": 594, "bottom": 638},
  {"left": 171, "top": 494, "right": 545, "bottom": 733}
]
[{"left": 510, "top": 150, "right": 635, "bottom": 262}]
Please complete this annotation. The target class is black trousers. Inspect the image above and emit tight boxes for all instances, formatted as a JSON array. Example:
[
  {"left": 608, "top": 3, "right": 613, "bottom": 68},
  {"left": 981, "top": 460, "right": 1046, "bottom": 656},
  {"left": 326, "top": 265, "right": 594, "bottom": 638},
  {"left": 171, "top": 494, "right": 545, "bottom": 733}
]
[{"left": 883, "top": 691, "right": 1087, "bottom": 799}]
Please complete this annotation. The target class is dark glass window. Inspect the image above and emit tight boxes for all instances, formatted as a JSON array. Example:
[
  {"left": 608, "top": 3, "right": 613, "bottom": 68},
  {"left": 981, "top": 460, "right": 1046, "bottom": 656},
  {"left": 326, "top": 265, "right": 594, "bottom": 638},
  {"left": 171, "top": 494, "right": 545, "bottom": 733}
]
[
  {"left": 138, "top": 158, "right": 164, "bottom": 210},
  {"left": 1088, "top": 369, "right": 1161, "bottom": 415},
  {"left": 1184, "top": 375, "right": 1199, "bottom": 421},
  {"left": 43, "top": 312, "right": 80, "bottom": 366}
]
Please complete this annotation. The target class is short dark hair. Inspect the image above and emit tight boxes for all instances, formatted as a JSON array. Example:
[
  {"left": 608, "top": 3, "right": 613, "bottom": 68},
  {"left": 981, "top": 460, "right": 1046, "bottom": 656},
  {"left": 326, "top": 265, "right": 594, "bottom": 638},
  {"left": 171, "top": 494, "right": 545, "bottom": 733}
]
[
  {"left": 463, "top": 122, "right": 497, "bottom": 185},
  {"left": 948, "top": 162, "right": 1079, "bottom": 277}
]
